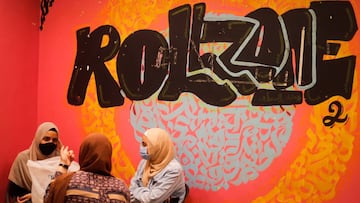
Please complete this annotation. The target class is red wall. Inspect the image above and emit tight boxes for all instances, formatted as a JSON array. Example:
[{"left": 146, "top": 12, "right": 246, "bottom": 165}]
[{"left": 0, "top": 1, "right": 39, "bottom": 201}]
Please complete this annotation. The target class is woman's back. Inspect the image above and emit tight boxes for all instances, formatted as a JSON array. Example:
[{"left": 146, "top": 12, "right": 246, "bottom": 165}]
[{"left": 65, "top": 170, "right": 130, "bottom": 203}]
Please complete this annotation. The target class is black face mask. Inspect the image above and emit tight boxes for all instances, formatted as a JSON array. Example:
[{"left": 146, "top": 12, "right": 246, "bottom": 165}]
[{"left": 39, "top": 143, "right": 57, "bottom": 156}]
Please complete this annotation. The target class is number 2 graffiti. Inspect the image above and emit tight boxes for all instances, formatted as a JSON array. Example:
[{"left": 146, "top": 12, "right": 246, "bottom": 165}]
[{"left": 67, "top": 1, "right": 357, "bottom": 108}]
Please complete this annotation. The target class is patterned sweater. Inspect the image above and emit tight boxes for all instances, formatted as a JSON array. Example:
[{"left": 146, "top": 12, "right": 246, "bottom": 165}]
[{"left": 44, "top": 170, "right": 130, "bottom": 203}]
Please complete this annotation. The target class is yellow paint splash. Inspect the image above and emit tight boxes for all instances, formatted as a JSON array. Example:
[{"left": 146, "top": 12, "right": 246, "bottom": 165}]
[{"left": 81, "top": 74, "right": 135, "bottom": 182}]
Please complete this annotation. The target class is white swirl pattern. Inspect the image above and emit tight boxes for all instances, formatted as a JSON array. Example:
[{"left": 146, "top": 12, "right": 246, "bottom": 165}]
[{"left": 130, "top": 93, "right": 295, "bottom": 190}]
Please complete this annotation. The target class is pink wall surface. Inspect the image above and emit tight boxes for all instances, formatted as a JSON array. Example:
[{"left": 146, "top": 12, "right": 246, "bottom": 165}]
[
  {"left": 2, "top": 0, "right": 360, "bottom": 202},
  {"left": 0, "top": 1, "right": 39, "bottom": 201}
]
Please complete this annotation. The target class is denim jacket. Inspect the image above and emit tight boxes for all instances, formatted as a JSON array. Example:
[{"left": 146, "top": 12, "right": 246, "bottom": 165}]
[{"left": 129, "top": 159, "right": 186, "bottom": 203}]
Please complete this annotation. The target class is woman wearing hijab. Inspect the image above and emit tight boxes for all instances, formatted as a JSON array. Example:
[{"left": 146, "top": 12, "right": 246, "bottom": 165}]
[
  {"left": 129, "top": 128, "right": 186, "bottom": 203},
  {"left": 44, "top": 133, "right": 130, "bottom": 203},
  {"left": 7, "top": 122, "right": 63, "bottom": 203}
]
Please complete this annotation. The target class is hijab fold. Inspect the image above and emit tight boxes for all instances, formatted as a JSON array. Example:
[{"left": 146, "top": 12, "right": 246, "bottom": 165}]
[{"left": 142, "top": 128, "right": 175, "bottom": 186}]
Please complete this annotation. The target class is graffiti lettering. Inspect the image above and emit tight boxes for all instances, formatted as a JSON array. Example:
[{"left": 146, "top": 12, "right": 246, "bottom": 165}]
[
  {"left": 322, "top": 100, "right": 348, "bottom": 127},
  {"left": 67, "top": 1, "right": 357, "bottom": 107}
]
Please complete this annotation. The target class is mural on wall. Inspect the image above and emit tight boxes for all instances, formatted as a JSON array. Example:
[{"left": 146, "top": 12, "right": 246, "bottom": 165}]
[
  {"left": 40, "top": 0, "right": 55, "bottom": 30},
  {"left": 65, "top": 0, "right": 358, "bottom": 202}
]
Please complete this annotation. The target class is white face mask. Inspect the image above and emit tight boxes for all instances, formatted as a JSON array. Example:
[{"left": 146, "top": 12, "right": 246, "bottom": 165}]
[{"left": 140, "top": 145, "right": 150, "bottom": 160}]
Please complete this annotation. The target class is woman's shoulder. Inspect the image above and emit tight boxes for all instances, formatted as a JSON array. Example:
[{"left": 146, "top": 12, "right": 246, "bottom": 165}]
[
  {"left": 169, "top": 159, "right": 183, "bottom": 167},
  {"left": 163, "top": 159, "right": 183, "bottom": 172},
  {"left": 153, "top": 159, "right": 184, "bottom": 181},
  {"left": 74, "top": 170, "right": 127, "bottom": 182},
  {"left": 14, "top": 149, "right": 30, "bottom": 161}
]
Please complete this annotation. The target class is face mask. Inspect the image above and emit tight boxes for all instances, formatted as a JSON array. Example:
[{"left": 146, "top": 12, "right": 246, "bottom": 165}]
[
  {"left": 39, "top": 143, "right": 57, "bottom": 155},
  {"left": 140, "top": 145, "right": 150, "bottom": 160}
]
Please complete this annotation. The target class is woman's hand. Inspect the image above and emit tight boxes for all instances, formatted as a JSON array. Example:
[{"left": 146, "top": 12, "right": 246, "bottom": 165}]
[
  {"left": 17, "top": 193, "right": 31, "bottom": 203},
  {"left": 60, "top": 145, "right": 75, "bottom": 166}
]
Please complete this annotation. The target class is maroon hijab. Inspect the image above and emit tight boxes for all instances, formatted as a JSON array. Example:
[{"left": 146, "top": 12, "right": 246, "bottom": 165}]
[{"left": 44, "top": 133, "right": 113, "bottom": 203}]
